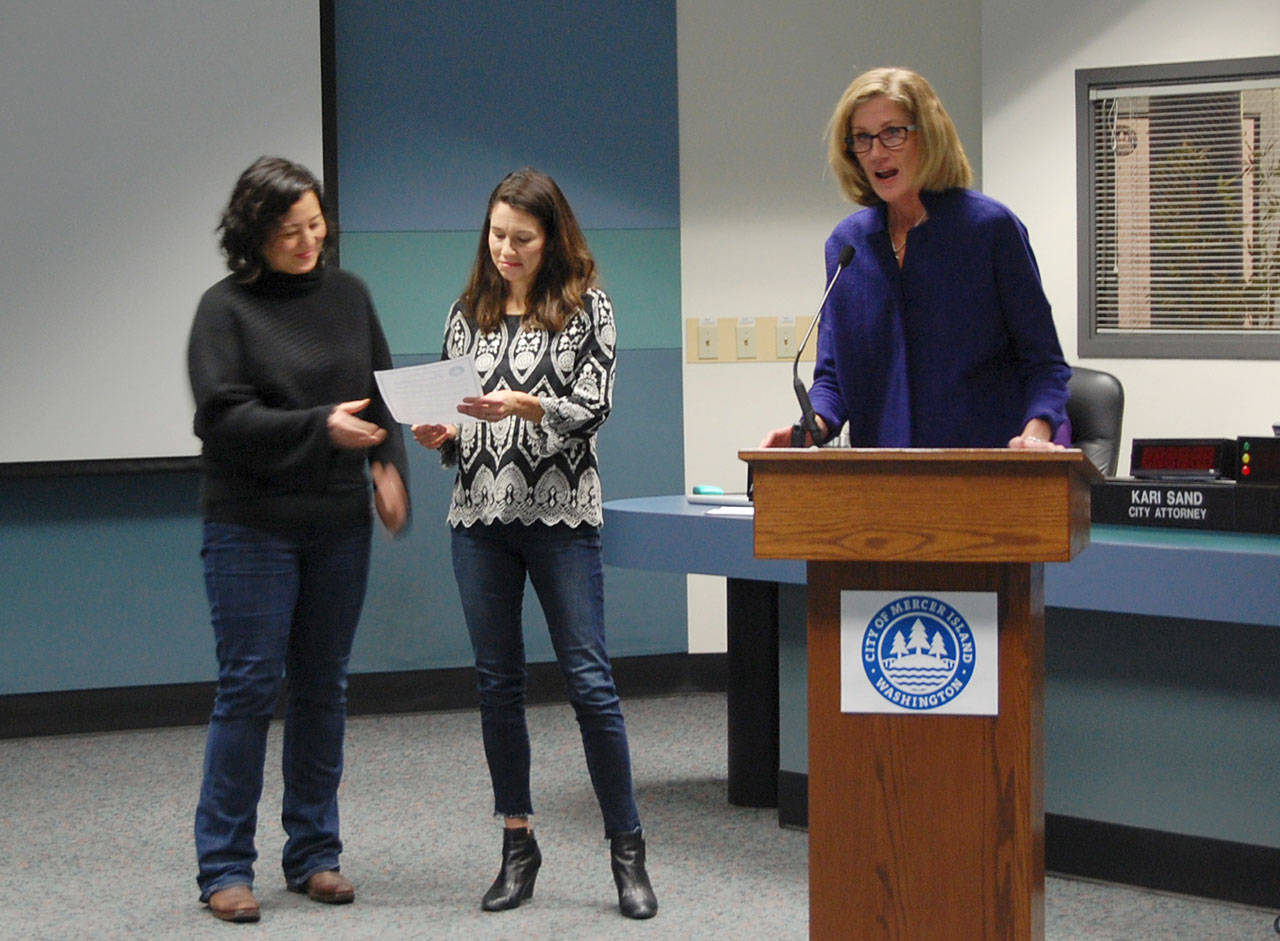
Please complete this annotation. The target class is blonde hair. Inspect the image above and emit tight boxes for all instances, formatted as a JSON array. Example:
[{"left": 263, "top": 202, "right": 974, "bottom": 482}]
[{"left": 826, "top": 67, "right": 973, "bottom": 206}]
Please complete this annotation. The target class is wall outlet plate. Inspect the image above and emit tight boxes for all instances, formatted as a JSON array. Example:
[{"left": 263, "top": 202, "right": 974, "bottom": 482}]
[
  {"left": 697, "top": 318, "right": 718, "bottom": 359},
  {"left": 736, "top": 317, "right": 757, "bottom": 359}
]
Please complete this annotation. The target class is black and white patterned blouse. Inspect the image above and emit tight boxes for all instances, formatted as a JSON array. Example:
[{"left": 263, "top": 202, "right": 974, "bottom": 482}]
[{"left": 439, "top": 287, "right": 616, "bottom": 528}]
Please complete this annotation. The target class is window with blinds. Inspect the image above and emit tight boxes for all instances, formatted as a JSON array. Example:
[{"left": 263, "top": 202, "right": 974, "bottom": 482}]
[{"left": 1077, "top": 57, "right": 1280, "bottom": 358}]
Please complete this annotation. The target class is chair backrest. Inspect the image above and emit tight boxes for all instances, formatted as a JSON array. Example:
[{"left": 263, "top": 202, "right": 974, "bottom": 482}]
[{"left": 1066, "top": 366, "right": 1125, "bottom": 476}]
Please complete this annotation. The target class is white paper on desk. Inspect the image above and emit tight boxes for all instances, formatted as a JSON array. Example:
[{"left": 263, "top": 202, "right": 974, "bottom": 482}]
[
  {"left": 705, "top": 505, "right": 755, "bottom": 517},
  {"left": 374, "top": 354, "right": 483, "bottom": 426}
]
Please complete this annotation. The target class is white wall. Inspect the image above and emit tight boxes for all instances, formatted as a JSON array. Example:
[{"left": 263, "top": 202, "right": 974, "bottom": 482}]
[
  {"left": 677, "top": 0, "right": 983, "bottom": 651},
  {"left": 982, "top": 0, "right": 1280, "bottom": 461}
]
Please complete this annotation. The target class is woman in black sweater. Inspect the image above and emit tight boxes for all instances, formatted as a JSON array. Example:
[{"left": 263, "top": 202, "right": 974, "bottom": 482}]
[{"left": 187, "top": 156, "right": 408, "bottom": 923}]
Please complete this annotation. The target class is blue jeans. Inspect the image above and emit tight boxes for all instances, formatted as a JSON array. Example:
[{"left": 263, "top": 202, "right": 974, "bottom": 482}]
[
  {"left": 194, "top": 520, "right": 371, "bottom": 900},
  {"left": 451, "top": 522, "right": 641, "bottom": 838}
]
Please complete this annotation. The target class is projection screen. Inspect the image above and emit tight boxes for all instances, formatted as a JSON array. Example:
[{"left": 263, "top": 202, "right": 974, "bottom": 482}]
[{"left": 0, "top": 0, "right": 324, "bottom": 466}]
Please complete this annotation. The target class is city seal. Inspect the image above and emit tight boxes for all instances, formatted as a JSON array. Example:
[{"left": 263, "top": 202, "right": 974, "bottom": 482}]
[{"left": 862, "top": 595, "right": 976, "bottom": 711}]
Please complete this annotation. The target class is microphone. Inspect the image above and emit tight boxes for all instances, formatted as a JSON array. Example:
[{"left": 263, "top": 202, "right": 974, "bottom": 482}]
[{"left": 790, "top": 244, "right": 855, "bottom": 447}]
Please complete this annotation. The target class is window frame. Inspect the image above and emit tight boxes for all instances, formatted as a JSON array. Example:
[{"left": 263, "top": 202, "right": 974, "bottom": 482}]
[{"left": 1076, "top": 55, "right": 1280, "bottom": 359}]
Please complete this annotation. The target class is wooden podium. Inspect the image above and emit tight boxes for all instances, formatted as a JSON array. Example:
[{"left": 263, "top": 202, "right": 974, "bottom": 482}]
[{"left": 740, "top": 448, "right": 1099, "bottom": 940}]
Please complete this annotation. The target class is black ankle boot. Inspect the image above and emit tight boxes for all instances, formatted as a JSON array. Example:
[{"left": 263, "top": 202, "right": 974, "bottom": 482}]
[
  {"left": 481, "top": 827, "right": 541, "bottom": 911},
  {"left": 610, "top": 831, "right": 658, "bottom": 919}
]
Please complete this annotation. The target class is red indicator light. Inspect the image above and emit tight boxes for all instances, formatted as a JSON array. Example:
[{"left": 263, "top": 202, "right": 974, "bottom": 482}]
[{"left": 1242, "top": 466, "right": 1251, "bottom": 476}]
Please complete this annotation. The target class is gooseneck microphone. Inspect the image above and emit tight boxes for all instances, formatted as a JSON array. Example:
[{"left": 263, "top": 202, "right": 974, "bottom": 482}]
[{"left": 790, "top": 244, "right": 856, "bottom": 447}]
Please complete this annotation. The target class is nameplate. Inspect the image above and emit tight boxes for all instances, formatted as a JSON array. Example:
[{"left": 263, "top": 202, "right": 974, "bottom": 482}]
[{"left": 1091, "top": 480, "right": 1280, "bottom": 534}]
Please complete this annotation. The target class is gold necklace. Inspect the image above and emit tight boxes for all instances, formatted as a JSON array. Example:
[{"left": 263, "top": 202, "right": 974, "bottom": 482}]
[{"left": 891, "top": 209, "right": 928, "bottom": 260}]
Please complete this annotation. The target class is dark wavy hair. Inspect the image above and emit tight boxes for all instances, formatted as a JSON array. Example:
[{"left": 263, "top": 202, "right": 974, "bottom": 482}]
[
  {"left": 460, "top": 168, "right": 597, "bottom": 333},
  {"left": 217, "top": 156, "right": 329, "bottom": 282}
]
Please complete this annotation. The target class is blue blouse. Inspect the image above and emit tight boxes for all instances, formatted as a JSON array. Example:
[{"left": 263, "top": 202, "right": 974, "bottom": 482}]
[{"left": 809, "top": 188, "right": 1069, "bottom": 448}]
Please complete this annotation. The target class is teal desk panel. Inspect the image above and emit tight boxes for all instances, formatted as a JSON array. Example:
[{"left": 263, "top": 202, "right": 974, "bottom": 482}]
[
  {"left": 602, "top": 496, "right": 803, "bottom": 583},
  {"left": 604, "top": 499, "right": 1280, "bottom": 625},
  {"left": 1044, "top": 524, "right": 1280, "bottom": 626}
]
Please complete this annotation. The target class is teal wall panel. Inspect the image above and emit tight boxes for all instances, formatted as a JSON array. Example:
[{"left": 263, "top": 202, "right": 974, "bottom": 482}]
[
  {"left": 333, "top": 0, "right": 678, "bottom": 231},
  {"left": 0, "top": 473, "right": 210, "bottom": 693},
  {"left": 331, "top": 0, "right": 686, "bottom": 682},
  {"left": 588, "top": 229, "right": 683, "bottom": 351},
  {"left": 340, "top": 232, "right": 475, "bottom": 356},
  {"left": 342, "top": 229, "right": 682, "bottom": 356}
]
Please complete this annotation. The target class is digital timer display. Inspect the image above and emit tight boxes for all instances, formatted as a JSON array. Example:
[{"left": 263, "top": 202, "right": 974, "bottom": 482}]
[
  {"left": 1134, "top": 444, "right": 1219, "bottom": 472},
  {"left": 1129, "top": 439, "right": 1235, "bottom": 480}
]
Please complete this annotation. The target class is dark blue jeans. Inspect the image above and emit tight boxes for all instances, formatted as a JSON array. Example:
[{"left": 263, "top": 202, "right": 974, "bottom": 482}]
[
  {"left": 451, "top": 522, "right": 641, "bottom": 838},
  {"left": 194, "top": 520, "right": 371, "bottom": 900}
]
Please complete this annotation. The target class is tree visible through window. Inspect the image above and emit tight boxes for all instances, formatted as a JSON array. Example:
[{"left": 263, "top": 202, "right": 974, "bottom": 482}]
[{"left": 1077, "top": 57, "right": 1280, "bottom": 358}]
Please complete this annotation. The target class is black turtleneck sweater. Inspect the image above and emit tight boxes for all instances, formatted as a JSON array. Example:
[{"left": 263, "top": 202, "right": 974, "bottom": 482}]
[{"left": 187, "top": 265, "right": 408, "bottom": 531}]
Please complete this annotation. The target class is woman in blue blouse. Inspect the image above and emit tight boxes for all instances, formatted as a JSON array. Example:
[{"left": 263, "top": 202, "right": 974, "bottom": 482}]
[
  {"left": 412, "top": 168, "right": 657, "bottom": 920},
  {"left": 762, "top": 67, "right": 1070, "bottom": 450}
]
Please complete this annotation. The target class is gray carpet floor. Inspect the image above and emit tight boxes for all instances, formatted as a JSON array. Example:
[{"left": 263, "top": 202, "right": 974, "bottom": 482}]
[{"left": 1, "top": 691, "right": 1274, "bottom": 939}]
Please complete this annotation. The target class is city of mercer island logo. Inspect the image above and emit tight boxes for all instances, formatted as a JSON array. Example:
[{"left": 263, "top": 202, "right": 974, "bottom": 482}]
[{"left": 862, "top": 595, "right": 976, "bottom": 711}]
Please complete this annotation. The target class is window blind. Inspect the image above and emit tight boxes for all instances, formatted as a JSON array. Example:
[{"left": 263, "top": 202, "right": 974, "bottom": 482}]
[{"left": 1088, "top": 77, "right": 1280, "bottom": 335}]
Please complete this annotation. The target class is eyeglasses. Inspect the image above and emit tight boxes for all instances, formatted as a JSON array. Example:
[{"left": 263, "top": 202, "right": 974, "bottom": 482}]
[{"left": 845, "top": 124, "right": 916, "bottom": 156}]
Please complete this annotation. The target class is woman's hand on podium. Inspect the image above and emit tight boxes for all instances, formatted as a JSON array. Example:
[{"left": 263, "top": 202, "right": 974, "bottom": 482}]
[
  {"left": 1008, "top": 418, "right": 1063, "bottom": 451},
  {"left": 759, "top": 415, "right": 827, "bottom": 448}
]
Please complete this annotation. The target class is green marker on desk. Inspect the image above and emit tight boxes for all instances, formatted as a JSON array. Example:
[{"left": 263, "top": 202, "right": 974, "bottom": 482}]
[{"left": 688, "top": 485, "right": 752, "bottom": 506}]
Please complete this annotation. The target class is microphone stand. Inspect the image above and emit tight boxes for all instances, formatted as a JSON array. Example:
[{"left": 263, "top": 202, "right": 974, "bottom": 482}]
[{"left": 790, "top": 244, "right": 855, "bottom": 447}]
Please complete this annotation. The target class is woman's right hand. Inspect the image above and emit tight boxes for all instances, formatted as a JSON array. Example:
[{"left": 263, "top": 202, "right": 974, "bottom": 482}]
[
  {"left": 758, "top": 426, "right": 795, "bottom": 448},
  {"left": 328, "top": 399, "right": 388, "bottom": 450},
  {"left": 370, "top": 461, "right": 409, "bottom": 535},
  {"left": 411, "top": 422, "right": 458, "bottom": 450},
  {"left": 759, "top": 415, "right": 827, "bottom": 448}
]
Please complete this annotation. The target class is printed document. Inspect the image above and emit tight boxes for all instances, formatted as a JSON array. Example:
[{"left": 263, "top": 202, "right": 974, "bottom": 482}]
[{"left": 374, "top": 355, "right": 482, "bottom": 426}]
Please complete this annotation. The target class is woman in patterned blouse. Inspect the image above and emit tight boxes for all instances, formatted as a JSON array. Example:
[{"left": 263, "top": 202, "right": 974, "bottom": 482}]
[{"left": 411, "top": 168, "right": 657, "bottom": 921}]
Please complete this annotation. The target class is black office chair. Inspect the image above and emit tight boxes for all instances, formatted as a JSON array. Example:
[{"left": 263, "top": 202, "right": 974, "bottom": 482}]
[{"left": 1065, "top": 366, "right": 1125, "bottom": 476}]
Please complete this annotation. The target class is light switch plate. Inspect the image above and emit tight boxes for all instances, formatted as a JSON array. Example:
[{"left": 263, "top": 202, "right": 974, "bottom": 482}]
[{"left": 776, "top": 316, "right": 796, "bottom": 359}]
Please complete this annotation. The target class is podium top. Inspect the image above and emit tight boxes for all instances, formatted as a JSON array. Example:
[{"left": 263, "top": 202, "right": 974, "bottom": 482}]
[
  {"left": 741, "top": 446, "right": 1103, "bottom": 467},
  {"left": 740, "top": 447, "right": 1100, "bottom": 563}
]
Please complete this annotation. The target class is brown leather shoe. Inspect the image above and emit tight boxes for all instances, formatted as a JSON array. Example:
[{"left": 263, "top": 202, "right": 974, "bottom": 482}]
[
  {"left": 207, "top": 884, "right": 261, "bottom": 922},
  {"left": 300, "top": 869, "right": 355, "bottom": 904}
]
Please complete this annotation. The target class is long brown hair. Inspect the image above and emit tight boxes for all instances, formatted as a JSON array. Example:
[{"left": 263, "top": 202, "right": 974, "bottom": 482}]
[{"left": 460, "top": 168, "right": 597, "bottom": 333}]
